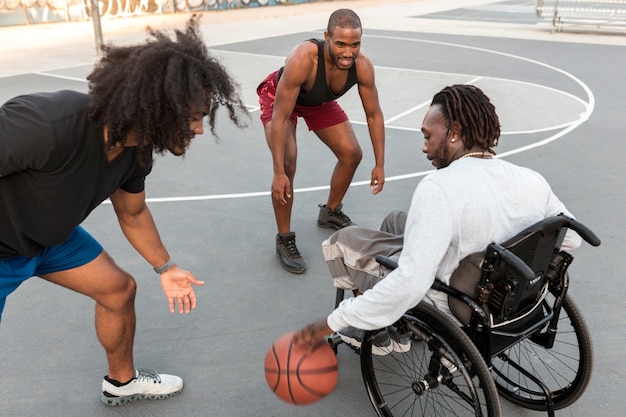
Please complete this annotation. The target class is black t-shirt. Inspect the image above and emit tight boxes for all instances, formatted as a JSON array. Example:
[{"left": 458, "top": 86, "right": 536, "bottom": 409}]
[{"left": 0, "top": 90, "right": 152, "bottom": 259}]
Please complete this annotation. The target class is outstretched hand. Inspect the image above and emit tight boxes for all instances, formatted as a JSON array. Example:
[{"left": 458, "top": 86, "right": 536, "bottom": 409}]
[
  {"left": 159, "top": 265, "right": 205, "bottom": 314},
  {"left": 292, "top": 318, "right": 334, "bottom": 354}
]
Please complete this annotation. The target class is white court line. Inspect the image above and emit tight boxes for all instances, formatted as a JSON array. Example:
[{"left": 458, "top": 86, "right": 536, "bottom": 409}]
[
  {"left": 384, "top": 76, "right": 482, "bottom": 124},
  {"left": 26, "top": 36, "right": 592, "bottom": 204},
  {"left": 140, "top": 37, "right": 594, "bottom": 203},
  {"left": 384, "top": 101, "right": 430, "bottom": 124},
  {"left": 365, "top": 34, "right": 595, "bottom": 126},
  {"left": 217, "top": 47, "right": 589, "bottom": 135},
  {"left": 32, "top": 72, "right": 88, "bottom": 82},
  {"left": 30, "top": 51, "right": 589, "bottom": 136}
]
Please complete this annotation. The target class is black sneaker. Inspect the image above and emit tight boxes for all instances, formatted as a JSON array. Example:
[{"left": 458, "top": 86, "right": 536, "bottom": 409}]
[
  {"left": 276, "top": 232, "right": 306, "bottom": 274},
  {"left": 337, "top": 326, "right": 393, "bottom": 356},
  {"left": 317, "top": 203, "right": 354, "bottom": 229}
]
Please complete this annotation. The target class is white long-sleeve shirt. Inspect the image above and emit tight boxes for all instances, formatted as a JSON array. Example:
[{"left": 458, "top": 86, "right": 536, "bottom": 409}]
[{"left": 327, "top": 157, "right": 581, "bottom": 332}]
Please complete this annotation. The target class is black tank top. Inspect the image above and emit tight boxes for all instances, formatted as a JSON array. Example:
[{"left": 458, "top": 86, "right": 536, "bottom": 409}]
[{"left": 278, "top": 39, "right": 358, "bottom": 107}]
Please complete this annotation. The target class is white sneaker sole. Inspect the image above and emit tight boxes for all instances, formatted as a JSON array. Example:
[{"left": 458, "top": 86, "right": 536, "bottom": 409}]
[
  {"left": 101, "top": 389, "right": 182, "bottom": 406},
  {"left": 339, "top": 333, "right": 392, "bottom": 356}
]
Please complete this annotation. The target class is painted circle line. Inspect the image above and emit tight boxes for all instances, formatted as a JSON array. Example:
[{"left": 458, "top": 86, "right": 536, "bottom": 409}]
[{"left": 126, "top": 36, "right": 596, "bottom": 204}]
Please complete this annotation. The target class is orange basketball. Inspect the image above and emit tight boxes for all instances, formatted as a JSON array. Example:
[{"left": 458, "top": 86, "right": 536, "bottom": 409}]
[{"left": 264, "top": 331, "right": 338, "bottom": 405}]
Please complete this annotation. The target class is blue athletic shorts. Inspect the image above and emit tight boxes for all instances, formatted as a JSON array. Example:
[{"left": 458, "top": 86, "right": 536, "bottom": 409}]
[{"left": 0, "top": 226, "right": 103, "bottom": 321}]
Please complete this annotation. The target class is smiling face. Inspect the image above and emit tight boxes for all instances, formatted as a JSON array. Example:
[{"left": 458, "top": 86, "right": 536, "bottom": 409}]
[{"left": 325, "top": 26, "right": 362, "bottom": 70}]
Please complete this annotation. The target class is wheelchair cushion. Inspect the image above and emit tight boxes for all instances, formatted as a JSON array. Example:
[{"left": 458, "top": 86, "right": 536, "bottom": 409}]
[{"left": 448, "top": 252, "right": 485, "bottom": 325}]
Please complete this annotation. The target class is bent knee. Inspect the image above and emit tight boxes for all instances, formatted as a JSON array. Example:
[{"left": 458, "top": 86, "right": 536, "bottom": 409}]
[
  {"left": 340, "top": 146, "right": 363, "bottom": 167},
  {"left": 283, "top": 158, "right": 297, "bottom": 177},
  {"left": 112, "top": 271, "right": 137, "bottom": 300},
  {"left": 97, "top": 270, "right": 137, "bottom": 310}
]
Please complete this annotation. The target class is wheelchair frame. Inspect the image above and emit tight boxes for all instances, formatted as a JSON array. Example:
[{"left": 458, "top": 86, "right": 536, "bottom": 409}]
[{"left": 330, "top": 214, "right": 601, "bottom": 417}]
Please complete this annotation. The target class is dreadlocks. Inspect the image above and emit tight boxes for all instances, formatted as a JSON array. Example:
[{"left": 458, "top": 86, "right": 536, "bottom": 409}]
[
  {"left": 431, "top": 84, "right": 500, "bottom": 154},
  {"left": 327, "top": 9, "right": 362, "bottom": 36},
  {"left": 87, "top": 15, "right": 249, "bottom": 165}
]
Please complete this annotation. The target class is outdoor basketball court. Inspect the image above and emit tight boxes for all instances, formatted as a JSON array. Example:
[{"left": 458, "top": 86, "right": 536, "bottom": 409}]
[{"left": 1, "top": 0, "right": 625, "bottom": 416}]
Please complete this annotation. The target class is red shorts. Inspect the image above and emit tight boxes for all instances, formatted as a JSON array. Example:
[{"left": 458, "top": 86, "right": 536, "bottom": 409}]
[{"left": 256, "top": 70, "right": 349, "bottom": 131}]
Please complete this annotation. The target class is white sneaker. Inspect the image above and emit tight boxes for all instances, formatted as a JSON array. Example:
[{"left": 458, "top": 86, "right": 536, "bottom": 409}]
[
  {"left": 388, "top": 325, "right": 411, "bottom": 353},
  {"left": 338, "top": 326, "right": 393, "bottom": 356},
  {"left": 101, "top": 368, "right": 183, "bottom": 406}
]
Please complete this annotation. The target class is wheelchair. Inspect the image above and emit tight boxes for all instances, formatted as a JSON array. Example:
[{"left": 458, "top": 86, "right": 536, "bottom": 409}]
[{"left": 329, "top": 214, "right": 601, "bottom": 417}]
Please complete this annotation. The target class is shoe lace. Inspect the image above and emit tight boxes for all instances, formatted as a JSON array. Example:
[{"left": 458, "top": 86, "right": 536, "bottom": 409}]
[
  {"left": 136, "top": 368, "right": 161, "bottom": 384},
  {"left": 331, "top": 209, "right": 352, "bottom": 224},
  {"left": 282, "top": 237, "right": 302, "bottom": 259}
]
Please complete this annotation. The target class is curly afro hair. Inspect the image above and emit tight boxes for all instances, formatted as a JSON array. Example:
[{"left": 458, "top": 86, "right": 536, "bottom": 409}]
[{"left": 87, "top": 15, "right": 249, "bottom": 165}]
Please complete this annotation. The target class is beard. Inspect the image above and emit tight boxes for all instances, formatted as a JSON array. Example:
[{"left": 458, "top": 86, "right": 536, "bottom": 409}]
[{"left": 433, "top": 139, "right": 452, "bottom": 169}]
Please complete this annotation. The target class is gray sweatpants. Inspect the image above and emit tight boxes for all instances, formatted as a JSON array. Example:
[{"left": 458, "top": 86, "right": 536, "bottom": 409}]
[
  {"left": 322, "top": 210, "right": 407, "bottom": 292},
  {"left": 322, "top": 209, "right": 457, "bottom": 321}
]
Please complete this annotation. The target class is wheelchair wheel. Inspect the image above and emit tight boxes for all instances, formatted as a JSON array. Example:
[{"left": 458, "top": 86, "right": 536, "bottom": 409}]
[
  {"left": 360, "top": 302, "right": 501, "bottom": 417},
  {"left": 491, "top": 294, "right": 593, "bottom": 410}
]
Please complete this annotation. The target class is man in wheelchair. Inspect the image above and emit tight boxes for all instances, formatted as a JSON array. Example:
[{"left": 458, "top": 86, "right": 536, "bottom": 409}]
[{"left": 293, "top": 84, "right": 582, "bottom": 353}]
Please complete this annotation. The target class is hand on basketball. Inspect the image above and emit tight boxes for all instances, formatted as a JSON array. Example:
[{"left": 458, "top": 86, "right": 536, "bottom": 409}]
[
  {"left": 292, "top": 318, "right": 334, "bottom": 354},
  {"left": 370, "top": 166, "right": 385, "bottom": 195},
  {"left": 159, "top": 265, "right": 205, "bottom": 314},
  {"left": 266, "top": 330, "right": 338, "bottom": 405},
  {"left": 271, "top": 173, "right": 291, "bottom": 205}
]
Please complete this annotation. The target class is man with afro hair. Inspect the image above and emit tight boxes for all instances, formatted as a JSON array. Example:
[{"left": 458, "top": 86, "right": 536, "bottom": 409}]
[{"left": 0, "top": 16, "right": 248, "bottom": 405}]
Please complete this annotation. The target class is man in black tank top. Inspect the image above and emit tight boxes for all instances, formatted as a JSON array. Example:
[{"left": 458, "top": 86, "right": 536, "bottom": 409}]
[{"left": 256, "top": 9, "right": 386, "bottom": 274}]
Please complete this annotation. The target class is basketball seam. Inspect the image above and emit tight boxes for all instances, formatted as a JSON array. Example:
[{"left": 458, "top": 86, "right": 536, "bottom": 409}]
[
  {"left": 270, "top": 345, "right": 281, "bottom": 392},
  {"left": 265, "top": 333, "right": 338, "bottom": 405},
  {"left": 295, "top": 350, "right": 337, "bottom": 400},
  {"left": 287, "top": 339, "right": 296, "bottom": 404}
]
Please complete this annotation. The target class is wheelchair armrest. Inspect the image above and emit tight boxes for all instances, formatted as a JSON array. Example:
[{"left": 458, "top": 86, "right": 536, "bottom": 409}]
[
  {"left": 431, "top": 280, "right": 490, "bottom": 326},
  {"left": 487, "top": 243, "right": 536, "bottom": 281},
  {"left": 378, "top": 246, "right": 535, "bottom": 281},
  {"left": 375, "top": 255, "right": 398, "bottom": 270},
  {"left": 565, "top": 216, "right": 601, "bottom": 246}
]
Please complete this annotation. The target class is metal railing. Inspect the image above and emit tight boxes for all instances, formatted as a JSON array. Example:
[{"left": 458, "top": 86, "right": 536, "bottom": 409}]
[{"left": 535, "top": 0, "right": 626, "bottom": 32}]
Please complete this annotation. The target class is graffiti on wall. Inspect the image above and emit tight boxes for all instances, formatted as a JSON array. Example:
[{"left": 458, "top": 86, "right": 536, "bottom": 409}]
[
  {"left": 0, "top": 0, "right": 309, "bottom": 25},
  {"left": 176, "top": 0, "right": 294, "bottom": 12},
  {"left": 0, "top": 0, "right": 69, "bottom": 11}
]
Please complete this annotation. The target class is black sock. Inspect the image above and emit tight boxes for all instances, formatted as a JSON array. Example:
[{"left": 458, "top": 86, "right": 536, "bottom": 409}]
[{"left": 104, "top": 375, "right": 134, "bottom": 387}]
